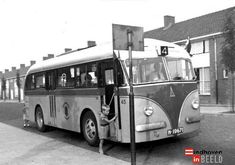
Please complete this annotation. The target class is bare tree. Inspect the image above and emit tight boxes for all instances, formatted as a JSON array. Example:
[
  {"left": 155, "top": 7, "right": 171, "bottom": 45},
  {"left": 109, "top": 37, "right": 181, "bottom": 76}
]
[
  {"left": 1, "top": 76, "right": 6, "bottom": 101},
  {"left": 16, "top": 71, "right": 21, "bottom": 102}
]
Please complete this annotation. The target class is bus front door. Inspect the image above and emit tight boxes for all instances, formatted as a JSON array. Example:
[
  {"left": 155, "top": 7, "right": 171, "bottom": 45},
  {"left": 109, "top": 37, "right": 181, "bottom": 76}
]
[
  {"left": 104, "top": 68, "right": 117, "bottom": 139},
  {"left": 46, "top": 71, "right": 56, "bottom": 126}
]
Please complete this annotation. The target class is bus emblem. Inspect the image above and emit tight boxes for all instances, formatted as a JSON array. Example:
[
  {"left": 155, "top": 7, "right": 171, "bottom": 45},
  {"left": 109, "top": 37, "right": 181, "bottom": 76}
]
[
  {"left": 170, "top": 87, "right": 175, "bottom": 97},
  {"left": 63, "top": 102, "right": 70, "bottom": 120}
]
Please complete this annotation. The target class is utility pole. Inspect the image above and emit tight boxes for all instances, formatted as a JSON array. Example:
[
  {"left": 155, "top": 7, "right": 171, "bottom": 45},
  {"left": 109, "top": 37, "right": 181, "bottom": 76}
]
[
  {"left": 112, "top": 24, "right": 144, "bottom": 165},
  {"left": 127, "top": 29, "right": 136, "bottom": 165}
]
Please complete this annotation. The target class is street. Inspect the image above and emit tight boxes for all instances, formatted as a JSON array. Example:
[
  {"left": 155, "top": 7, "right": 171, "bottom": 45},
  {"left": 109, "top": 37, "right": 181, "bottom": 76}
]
[{"left": 0, "top": 102, "right": 235, "bottom": 165}]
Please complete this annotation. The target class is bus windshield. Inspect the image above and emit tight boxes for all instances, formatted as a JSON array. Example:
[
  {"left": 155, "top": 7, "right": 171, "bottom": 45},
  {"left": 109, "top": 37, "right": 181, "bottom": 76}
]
[
  {"left": 165, "top": 57, "right": 194, "bottom": 81},
  {"left": 124, "top": 57, "right": 194, "bottom": 84},
  {"left": 124, "top": 57, "right": 168, "bottom": 84}
]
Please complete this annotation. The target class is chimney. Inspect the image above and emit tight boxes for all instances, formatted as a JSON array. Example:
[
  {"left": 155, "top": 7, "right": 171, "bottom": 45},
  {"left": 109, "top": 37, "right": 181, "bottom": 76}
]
[
  {"left": 164, "top": 15, "right": 175, "bottom": 28},
  {"left": 43, "top": 56, "right": 48, "bottom": 61},
  {"left": 87, "top": 41, "right": 96, "bottom": 47},
  {"left": 30, "top": 60, "right": 36, "bottom": 66},
  {"left": 11, "top": 67, "right": 16, "bottom": 71},
  {"left": 5, "top": 69, "right": 9, "bottom": 73},
  {"left": 65, "top": 48, "right": 72, "bottom": 52},
  {"left": 20, "top": 64, "right": 25, "bottom": 68},
  {"left": 47, "top": 54, "right": 54, "bottom": 59}
]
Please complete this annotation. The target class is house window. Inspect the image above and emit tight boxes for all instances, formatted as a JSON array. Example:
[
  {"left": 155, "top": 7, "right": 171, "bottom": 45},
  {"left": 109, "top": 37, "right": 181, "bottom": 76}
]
[
  {"left": 14, "top": 79, "right": 18, "bottom": 97},
  {"left": 199, "top": 67, "right": 210, "bottom": 95},
  {"left": 191, "top": 40, "right": 209, "bottom": 55},
  {"left": 223, "top": 69, "right": 229, "bottom": 79}
]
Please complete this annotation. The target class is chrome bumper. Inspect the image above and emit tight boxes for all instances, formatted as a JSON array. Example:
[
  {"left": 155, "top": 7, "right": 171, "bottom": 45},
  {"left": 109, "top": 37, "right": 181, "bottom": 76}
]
[
  {"left": 136, "top": 121, "right": 166, "bottom": 132},
  {"left": 185, "top": 115, "right": 204, "bottom": 124}
]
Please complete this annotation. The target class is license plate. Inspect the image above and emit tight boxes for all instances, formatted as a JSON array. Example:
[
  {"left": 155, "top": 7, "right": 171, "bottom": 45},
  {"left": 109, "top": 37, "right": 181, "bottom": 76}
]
[{"left": 167, "top": 127, "right": 184, "bottom": 136}]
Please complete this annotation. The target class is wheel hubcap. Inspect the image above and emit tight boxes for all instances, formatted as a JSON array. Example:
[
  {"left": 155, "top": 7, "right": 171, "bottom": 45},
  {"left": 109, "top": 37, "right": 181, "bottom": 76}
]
[{"left": 85, "top": 119, "right": 96, "bottom": 140}]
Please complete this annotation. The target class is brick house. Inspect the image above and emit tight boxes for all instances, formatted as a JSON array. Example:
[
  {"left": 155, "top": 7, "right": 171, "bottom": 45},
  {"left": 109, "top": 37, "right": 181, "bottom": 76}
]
[{"left": 144, "top": 7, "right": 235, "bottom": 105}]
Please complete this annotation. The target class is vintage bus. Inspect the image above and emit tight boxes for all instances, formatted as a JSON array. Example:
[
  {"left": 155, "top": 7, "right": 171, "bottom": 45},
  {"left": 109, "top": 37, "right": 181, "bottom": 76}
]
[{"left": 24, "top": 38, "right": 201, "bottom": 146}]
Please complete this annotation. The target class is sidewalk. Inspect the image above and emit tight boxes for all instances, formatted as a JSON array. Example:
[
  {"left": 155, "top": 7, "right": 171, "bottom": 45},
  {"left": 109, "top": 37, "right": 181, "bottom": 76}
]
[
  {"left": 0, "top": 122, "right": 129, "bottom": 165},
  {"left": 200, "top": 104, "right": 233, "bottom": 114}
]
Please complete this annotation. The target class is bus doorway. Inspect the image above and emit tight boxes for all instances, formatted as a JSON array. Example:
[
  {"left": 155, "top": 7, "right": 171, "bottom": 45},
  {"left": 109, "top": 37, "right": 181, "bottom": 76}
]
[
  {"left": 99, "top": 60, "right": 115, "bottom": 119},
  {"left": 100, "top": 60, "right": 117, "bottom": 138}
]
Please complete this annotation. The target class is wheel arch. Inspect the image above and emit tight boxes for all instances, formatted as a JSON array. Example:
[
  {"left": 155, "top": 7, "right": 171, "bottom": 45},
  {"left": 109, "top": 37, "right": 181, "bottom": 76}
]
[{"left": 80, "top": 108, "right": 98, "bottom": 134}]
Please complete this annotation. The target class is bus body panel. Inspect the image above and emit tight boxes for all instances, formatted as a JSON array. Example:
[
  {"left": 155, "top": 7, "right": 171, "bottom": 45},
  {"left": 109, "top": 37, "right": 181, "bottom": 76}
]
[
  {"left": 118, "top": 82, "right": 200, "bottom": 143},
  {"left": 133, "top": 82, "right": 198, "bottom": 128},
  {"left": 24, "top": 94, "right": 52, "bottom": 125},
  {"left": 178, "top": 90, "right": 200, "bottom": 133},
  {"left": 119, "top": 95, "right": 173, "bottom": 143},
  {"left": 55, "top": 95, "right": 101, "bottom": 132},
  {"left": 25, "top": 88, "right": 120, "bottom": 141}
]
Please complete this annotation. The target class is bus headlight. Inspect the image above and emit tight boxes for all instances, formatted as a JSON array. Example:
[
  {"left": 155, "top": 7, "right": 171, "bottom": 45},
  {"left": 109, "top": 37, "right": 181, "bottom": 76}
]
[
  {"left": 192, "top": 99, "right": 199, "bottom": 110},
  {"left": 144, "top": 106, "right": 154, "bottom": 116}
]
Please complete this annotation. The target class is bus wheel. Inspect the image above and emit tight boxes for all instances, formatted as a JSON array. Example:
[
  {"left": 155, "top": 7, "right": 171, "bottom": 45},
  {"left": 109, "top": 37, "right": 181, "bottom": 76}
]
[
  {"left": 35, "top": 106, "right": 47, "bottom": 132},
  {"left": 82, "top": 111, "right": 99, "bottom": 146}
]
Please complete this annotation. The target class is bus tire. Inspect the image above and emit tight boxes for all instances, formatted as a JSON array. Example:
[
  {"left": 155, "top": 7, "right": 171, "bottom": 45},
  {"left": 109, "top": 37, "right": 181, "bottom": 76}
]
[
  {"left": 35, "top": 106, "right": 47, "bottom": 132},
  {"left": 82, "top": 111, "right": 99, "bottom": 146}
]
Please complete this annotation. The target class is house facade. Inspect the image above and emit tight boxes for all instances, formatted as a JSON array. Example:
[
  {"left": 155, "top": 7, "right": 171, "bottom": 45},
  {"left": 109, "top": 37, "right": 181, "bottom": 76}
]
[
  {"left": 0, "top": 54, "right": 54, "bottom": 102},
  {"left": 0, "top": 62, "right": 35, "bottom": 102},
  {"left": 144, "top": 7, "right": 235, "bottom": 105}
]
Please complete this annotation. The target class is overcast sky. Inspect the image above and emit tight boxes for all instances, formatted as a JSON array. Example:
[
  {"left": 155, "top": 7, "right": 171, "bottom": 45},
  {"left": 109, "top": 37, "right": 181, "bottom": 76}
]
[{"left": 0, "top": 0, "right": 234, "bottom": 72}]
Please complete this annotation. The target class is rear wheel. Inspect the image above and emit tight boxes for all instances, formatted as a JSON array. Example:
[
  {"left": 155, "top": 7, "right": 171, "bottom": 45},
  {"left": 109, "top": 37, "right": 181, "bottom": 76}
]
[
  {"left": 35, "top": 106, "right": 47, "bottom": 132},
  {"left": 82, "top": 111, "right": 99, "bottom": 146}
]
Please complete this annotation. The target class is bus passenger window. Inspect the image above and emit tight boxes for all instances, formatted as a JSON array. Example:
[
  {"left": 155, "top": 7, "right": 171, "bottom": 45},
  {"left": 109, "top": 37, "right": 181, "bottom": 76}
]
[
  {"left": 87, "top": 63, "right": 97, "bottom": 87},
  {"left": 35, "top": 73, "right": 45, "bottom": 88},
  {"left": 76, "top": 67, "right": 81, "bottom": 87},
  {"left": 25, "top": 75, "right": 35, "bottom": 90},
  {"left": 57, "top": 67, "right": 75, "bottom": 88},
  {"left": 76, "top": 65, "right": 86, "bottom": 87},
  {"left": 31, "top": 75, "right": 35, "bottom": 89}
]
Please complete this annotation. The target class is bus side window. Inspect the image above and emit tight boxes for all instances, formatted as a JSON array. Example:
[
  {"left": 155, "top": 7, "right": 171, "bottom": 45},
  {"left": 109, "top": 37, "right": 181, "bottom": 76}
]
[
  {"left": 76, "top": 65, "right": 86, "bottom": 87},
  {"left": 35, "top": 73, "right": 45, "bottom": 88},
  {"left": 57, "top": 67, "right": 75, "bottom": 88},
  {"left": 25, "top": 74, "right": 35, "bottom": 90},
  {"left": 46, "top": 71, "right": 55, "bottom": 90},
  {"left": 87, "top": 63, "right": 97, "bottom": 87},
  {"left": 76, "top": 67, "right": 81, "bottom": 87},
  {"left": 31, "top": 75, "right": 35, "bottom": 89}
]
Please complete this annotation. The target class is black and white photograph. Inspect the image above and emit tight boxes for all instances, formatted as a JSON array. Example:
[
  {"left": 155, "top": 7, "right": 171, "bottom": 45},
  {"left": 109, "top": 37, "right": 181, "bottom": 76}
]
[{"left": 0, "top": 0, "right": 235, "bottom": 164}]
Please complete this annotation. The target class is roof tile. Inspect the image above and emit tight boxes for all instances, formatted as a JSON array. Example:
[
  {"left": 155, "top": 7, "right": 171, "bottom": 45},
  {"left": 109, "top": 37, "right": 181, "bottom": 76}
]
[{"left": 144, "top": 7, "right": 235, "bottom": 42}]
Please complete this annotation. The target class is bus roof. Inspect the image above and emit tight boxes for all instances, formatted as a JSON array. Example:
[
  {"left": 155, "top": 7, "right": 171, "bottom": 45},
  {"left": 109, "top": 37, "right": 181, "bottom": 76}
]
[
  {"left": 28, "top": 43, "right": 114, "bottom": 74},
  {"left": 116, "top": 38, "right": 190, "bottom": 60},
  {"left": 27, "top": 38, "right": 190, "bottom": 75}
]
